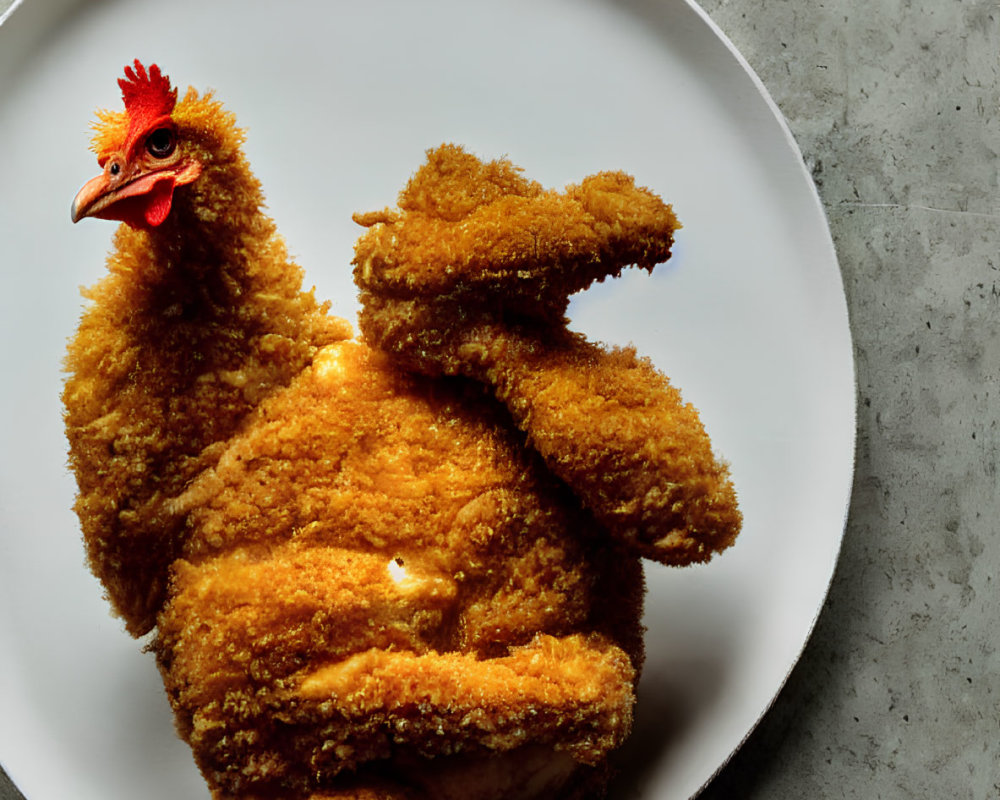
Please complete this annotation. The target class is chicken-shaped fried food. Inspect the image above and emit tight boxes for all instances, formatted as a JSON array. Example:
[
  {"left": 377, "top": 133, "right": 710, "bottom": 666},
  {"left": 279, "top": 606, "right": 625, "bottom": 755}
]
[
  {"left": 65, "top": 62, "right": 657, "bottom": 800},
  {"left": 354, "top": 145, "right": 741, "bottom": 565}
]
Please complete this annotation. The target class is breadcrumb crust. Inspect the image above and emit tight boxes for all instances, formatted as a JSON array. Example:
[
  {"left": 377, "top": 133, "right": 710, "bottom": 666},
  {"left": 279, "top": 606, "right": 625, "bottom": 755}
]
[{"left": 66, "top": 82, "right": 735, "bottom": 799}]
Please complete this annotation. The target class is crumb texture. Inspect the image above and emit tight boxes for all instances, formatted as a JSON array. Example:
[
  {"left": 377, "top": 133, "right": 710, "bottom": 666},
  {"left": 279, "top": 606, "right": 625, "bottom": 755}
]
[
  {"left": 354, "top": 144, "right": 740, "bottom": 564},
  {"left": 66, "top": 93, "right": 735, "bottom": 799}
]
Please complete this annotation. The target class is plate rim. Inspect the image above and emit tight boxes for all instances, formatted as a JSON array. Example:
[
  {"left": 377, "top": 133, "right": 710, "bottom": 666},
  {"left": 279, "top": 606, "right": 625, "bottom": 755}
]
[{"left": 678, "top": 0, "right": 856, "bottom": 793}]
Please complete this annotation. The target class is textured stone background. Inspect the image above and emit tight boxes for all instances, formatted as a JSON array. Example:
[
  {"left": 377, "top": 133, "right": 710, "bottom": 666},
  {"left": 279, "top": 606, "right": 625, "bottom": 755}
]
[
  {"left": 696, "top": 0, "right": 1000, "bottom": 797},
  {"left": 1, "top": 1, "right": 996, "bottom": 799}
]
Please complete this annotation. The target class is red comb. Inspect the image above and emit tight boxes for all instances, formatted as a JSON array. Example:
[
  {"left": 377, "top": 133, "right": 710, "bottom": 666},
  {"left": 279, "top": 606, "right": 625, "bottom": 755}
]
[{"left": 118, "top": 60, "right": 177, "bottom": 146}]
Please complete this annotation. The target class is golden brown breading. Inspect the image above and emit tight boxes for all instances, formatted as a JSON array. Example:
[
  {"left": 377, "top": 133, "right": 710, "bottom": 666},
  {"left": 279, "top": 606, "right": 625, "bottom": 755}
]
[
  {"left": 67, "top": 64, "right": 734, "bottom": 800},
  {"left": 63, "top": 198, "right": 351, "bottom": 636},
  {"left": 154, "top": 342, "right": 643, "bottom": 798},
  {"left": 353, "top": 145, "right": 741, "bottom": 564},
  {"left": 353, "top": 144, "right": 679, "bottom": 327}
]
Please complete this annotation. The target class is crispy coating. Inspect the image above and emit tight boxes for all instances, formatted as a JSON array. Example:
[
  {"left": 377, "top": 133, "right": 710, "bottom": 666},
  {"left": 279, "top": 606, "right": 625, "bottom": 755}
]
[
  {"left": 63, "top": 124, "right": 350, "bottom": 634},
  {"left": 155, "top": 344, "right": 643, "bottom": 798},
  {"left": 353, "top": 144, "right": 679, "bottom": 325},
  {"left": 354, "top": 145, "right": 741, "bottom": 563},
  {"left": 65, "top": 81, "right": 654, "bottom": 799}
]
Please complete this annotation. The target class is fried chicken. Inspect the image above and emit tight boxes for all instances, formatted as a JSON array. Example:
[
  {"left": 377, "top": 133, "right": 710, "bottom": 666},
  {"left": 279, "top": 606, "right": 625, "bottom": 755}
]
[
  {"left": 156, "top": 342, "right": 644, "bottom": 798},
  {"left": 65, "top": 63, "right": 737, "bottom": 800},
  {"left": 354, "top": 145, "right": 741, "bottom": 564}
]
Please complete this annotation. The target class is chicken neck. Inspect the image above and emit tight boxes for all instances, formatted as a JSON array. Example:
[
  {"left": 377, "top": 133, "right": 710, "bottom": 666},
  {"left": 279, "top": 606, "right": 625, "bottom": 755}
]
[{"left": 63, "top": 159, "right": 349, "bottom": 635}]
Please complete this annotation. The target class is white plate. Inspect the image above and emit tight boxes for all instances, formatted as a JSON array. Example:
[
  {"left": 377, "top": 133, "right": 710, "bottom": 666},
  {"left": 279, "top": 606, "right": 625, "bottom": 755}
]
[{"left": 0, "top": 1, "right": 855, "bottom": 798}]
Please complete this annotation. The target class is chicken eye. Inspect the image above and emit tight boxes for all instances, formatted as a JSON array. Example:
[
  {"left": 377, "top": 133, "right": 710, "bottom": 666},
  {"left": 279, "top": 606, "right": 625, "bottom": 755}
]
[{"left": 146, "top": 127, "right": 176, "bottom": 159}]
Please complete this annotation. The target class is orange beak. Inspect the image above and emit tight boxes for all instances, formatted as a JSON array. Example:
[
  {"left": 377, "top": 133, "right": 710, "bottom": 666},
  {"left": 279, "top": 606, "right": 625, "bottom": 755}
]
[{"left": 71, "top": 160, "right": 201, "bottom": 228}]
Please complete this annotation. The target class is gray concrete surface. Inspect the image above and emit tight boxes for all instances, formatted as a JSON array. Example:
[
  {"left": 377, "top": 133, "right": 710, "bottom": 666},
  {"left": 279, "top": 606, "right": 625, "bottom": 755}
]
[
  {"left": 696, "top": 0, "right": 1000, "bottom": 797},
  {"left": 1, "top": 1, "right": 996, "bottom": 799}
]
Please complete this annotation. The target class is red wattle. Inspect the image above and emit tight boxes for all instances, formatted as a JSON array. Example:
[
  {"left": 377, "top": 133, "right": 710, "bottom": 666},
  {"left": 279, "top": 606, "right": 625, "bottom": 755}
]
[{"left": 143, "top": 177, "right": 176, "bottom": 227}]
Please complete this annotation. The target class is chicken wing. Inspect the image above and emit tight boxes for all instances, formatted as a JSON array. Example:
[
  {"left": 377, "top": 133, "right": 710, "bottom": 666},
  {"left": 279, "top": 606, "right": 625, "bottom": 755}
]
[{"left": 354, "top": 145, "right": 741, "bottom": 564}]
